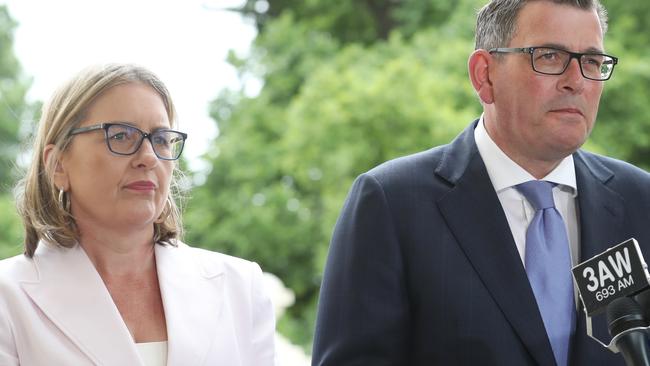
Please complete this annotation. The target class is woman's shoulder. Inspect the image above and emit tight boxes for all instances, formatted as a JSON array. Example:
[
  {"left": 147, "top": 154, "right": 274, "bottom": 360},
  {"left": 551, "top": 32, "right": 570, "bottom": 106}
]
[
  {"left": 0, "top": 253, "right": 36, "bottom": 282},
  {"left": 166, "top": 241, "right": 264, "bottom": 281},
  {"left": 0, "top": 254, "right": 39, "bottom": 301}
]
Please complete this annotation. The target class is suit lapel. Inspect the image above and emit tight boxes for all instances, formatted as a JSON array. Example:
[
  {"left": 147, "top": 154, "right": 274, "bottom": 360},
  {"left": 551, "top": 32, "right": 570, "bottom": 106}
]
[
  {"left": 571, "top": 151, "right": 625, "bottom": 358},
  {"left": 156, "top": 243, "right": 236, "bottom": 366},
  {"left": 20, "top": 243, "right": 142, "bottom": 365},
  {"left": 435, "top": 122, "right": 557, "bottom": 366},
  {"left": 574, "top": 151, "right": 624, "bottom": 261}
]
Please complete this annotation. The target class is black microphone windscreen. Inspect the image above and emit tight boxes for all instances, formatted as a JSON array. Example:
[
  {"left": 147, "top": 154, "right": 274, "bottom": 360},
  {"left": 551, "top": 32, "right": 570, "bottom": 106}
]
[
  {"left": 635, "top": 289, "right": 650, "bottom": 321},
  {"left": 607, "top": 297, "right": 647, "bottom": 337}
]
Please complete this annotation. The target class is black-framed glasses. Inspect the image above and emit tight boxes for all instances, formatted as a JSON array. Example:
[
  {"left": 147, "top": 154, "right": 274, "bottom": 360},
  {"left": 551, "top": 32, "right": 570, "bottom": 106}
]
[
  {"left": 69, "top": 122, "right": 188, "bottom": 161},
  {"left": 489, "top": 46, "right": 618, "bottom": 81}
]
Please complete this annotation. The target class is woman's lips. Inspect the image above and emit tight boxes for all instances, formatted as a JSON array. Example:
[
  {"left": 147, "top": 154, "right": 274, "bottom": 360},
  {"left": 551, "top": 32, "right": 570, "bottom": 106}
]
[{"left": 124, "top": 180, "right": 156, "bottom": 191}]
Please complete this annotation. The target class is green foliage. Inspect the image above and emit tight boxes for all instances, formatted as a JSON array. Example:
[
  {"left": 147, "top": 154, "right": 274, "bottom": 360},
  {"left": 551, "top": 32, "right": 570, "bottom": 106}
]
[
  {"left": 248, "top": 12, "right": 340, "bottom": 104},
  {"left": 0, "top": 5, "right": 34, "bottom": 193},
  {"left": 282, "top": 31, "right": 479, "bottom": 259},
  {"left": 587, "top": 2, "right": 650, "bottom": 169},
  {"left": 603, "top": 1, "right": 650, "bottom": 50},
  {"left": 239, "top": 0, "right": 398, "bottom": 43},
  {"left": 0, "top": 5, "right": 32, "bottom": 257},
  {"left": 238, "top": 0, "right": 483, "bottom": 43},
  {"left": 188, "top": 1, "right": 484, "bottom": 348},
  {"left": 0, "top": 194, "right": 23, "bottom": 259},
  {"left": 186, "top": 0, "right": 650, "bottom": 351}
]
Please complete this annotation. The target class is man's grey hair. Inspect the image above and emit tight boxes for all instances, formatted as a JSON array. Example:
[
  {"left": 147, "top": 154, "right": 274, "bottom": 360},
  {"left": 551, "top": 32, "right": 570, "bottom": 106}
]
[{"left": 474, "top": 0, "right": 608, "bottom": 50}]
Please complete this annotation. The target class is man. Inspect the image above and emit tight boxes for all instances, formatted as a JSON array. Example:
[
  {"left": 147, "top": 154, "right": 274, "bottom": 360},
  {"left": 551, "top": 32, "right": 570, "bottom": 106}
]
[{"left": 312, "top": 0, "right": 650, "bottom": 365}]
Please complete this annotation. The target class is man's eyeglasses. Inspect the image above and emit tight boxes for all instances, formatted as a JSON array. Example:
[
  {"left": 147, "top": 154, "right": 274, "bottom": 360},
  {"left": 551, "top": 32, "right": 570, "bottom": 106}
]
[
  {"left": 69, "top": 122, "right": 188, "bottom": 161},
  {"left": 488, "top": 46, "right": 618, "bottom": 81}
]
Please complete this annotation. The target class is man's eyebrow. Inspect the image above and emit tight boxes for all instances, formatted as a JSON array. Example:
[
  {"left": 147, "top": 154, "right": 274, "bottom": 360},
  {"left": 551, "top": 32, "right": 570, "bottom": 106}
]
[
  {"left": 583, "top": 46, "right": 605, "bottom": 54},
  {"left": 539, "top": 43, "right": 605, "bottom": 54}
]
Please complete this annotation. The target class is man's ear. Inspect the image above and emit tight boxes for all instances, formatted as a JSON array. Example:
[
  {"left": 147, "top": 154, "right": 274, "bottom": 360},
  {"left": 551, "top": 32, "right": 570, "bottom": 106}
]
[
  {"left": 468, "top": 49, "right": 495, "bottom": 105},
  {"left": 43, "top": 144, "right": 69, "bottom": 191}
]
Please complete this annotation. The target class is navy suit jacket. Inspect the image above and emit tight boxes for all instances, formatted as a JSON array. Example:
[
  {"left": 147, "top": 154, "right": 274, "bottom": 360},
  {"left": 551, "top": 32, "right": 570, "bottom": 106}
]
[{"left": 312, "top": 120, "right": 650, "bottom": 365}]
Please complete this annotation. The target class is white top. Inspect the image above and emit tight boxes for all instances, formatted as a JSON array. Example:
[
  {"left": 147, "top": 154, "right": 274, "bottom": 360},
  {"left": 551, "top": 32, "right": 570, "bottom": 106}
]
[
  {"left": 136, "top": 341, "right": 168, "bottom": 366},
  {"left": 474, "top": 116, "right": 580, "bottom": 268}
]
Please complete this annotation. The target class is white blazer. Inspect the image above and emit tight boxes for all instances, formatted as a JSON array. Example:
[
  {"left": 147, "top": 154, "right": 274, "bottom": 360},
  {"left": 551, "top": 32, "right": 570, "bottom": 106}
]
[{"left": 0, "top": 241, "right": 276, "bottom": 365}]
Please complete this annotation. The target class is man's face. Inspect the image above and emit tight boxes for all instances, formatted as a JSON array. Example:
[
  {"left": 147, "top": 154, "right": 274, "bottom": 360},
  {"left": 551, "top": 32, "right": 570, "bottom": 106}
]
[{"left": 486, "top": 1, "right": 605, "bottom": 169}]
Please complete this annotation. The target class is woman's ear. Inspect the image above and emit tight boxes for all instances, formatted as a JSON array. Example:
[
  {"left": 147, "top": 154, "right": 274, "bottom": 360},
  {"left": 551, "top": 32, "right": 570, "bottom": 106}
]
[
  {"left": 468, "top": 49, "right": 495, "bottom": 105},
  {"left": 43, "top": 144, "right": 69, "bottom": 191}
]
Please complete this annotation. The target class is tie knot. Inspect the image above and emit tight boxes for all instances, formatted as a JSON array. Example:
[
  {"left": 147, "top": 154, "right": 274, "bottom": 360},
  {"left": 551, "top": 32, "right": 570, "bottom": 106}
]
[{"left": 516, "top": 180, "right": 556, "bottom": 211}]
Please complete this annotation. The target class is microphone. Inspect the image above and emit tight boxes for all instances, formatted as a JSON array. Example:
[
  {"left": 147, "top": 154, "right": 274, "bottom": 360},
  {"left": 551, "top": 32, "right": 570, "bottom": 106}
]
[
  {"left": 572, "top": 238, "right": 650, "bottom": 364},
  {"left": 607, "top": 296, "right": 650, "bottom": 366},
  {"left": 635, "top": 288, "right": 650, "bottom": 322},
  {"left": 573, "top": 238, "right": 650, "bottom": 316}
]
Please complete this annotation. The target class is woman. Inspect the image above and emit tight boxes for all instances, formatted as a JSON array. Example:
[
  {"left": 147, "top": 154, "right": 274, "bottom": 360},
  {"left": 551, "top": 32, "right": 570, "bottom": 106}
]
[{"left": 0, "top": 64, "right": 275, "bottom": 365}]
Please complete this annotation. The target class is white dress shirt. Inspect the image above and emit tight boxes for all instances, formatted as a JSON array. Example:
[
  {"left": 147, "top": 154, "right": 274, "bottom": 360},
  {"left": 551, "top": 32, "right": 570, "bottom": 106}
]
[{"left": 474, "top": 117, "right": 580, "bottom": 268}]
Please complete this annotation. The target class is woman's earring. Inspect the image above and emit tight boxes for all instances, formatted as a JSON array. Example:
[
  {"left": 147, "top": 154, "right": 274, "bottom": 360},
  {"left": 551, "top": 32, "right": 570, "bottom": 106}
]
[{"left": 58, "top": 188, "right": 70, "bottom": 213}]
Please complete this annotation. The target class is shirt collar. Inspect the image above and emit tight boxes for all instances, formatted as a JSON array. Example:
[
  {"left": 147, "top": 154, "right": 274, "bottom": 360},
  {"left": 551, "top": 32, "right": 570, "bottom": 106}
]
[{"left": 474, "top": 115, "right": 577, "bottom": 195}]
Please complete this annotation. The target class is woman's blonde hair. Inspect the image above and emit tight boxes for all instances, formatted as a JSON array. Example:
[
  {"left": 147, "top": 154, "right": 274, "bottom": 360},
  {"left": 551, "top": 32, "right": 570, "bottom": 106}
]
[{"left": 15, "top": 63, "right": 184, "bottom": 257}]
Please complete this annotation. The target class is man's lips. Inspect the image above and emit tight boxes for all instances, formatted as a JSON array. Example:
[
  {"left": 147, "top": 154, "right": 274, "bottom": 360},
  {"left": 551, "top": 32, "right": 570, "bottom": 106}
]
[
  {"left": 124, "top": 180, "right": 157, "bottom": 191},
  {"left": 550, "top": 107, "right": 584, "bottom": 116}
]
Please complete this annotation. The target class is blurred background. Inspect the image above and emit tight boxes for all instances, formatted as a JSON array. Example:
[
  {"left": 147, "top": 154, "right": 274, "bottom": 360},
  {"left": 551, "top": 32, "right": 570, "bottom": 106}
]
[{"left": 2, "top": 0, "right": 650, "bottom": 363}]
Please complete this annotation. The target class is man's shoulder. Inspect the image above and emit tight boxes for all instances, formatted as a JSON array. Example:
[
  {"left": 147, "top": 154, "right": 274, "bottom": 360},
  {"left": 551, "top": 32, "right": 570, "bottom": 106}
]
[
  {"left": 350, "top": 121, "right": 478, "bottom": 199},
  {"left": 348, "top": 144, "right": 457, "bottom": 202},
  {"left": 577, "top": 150, "right": 650, "bottom": 183},
  {"left": 364, "top": 122, "right": 477, "bottom": 188},
  {"left": 365, "top": 145, "right": 447, "bottom": 183}
]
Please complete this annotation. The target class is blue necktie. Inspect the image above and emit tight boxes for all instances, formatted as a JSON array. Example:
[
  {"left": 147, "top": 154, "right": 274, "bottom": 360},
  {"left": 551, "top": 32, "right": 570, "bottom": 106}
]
[{"left": 517, "top": 180, "right": 575, "bottom": 366}]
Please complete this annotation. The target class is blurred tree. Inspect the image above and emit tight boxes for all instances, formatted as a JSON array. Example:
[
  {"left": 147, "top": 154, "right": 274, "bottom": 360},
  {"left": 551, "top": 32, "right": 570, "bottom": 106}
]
[
  {"left": 237, "top": 0, "right": 475, "bottom": 43},
  {"left": 187, "top": 0, "right": 650, "bottom": 350},
  {"left": 0, "top": 5, "right": 34, "bottom": 256},
  {"left": 0, "top": 194, "right": 23, "bottom": 257},
  {"left": 587, "top": 0, "right": 650, "bottom": 170},
  {"left": 0, "top": 4, "right": 34, "bottom": 193},
  {"left": 188, "top": 0, "right": 484, "bottom": 347},
  {"left": 603, "top": 1, "right": 650, "bottom": 50}
]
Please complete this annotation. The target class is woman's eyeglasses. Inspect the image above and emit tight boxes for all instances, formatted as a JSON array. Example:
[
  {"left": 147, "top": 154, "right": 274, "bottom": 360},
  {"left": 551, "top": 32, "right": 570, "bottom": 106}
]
[{"left": 69, "top": 122, "right": 187, "bottom": 161}]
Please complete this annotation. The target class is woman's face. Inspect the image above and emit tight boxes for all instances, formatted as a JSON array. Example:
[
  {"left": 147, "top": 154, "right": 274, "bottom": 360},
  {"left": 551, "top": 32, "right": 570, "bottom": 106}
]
[{"left": 57, "top": 82, "right": 174, "bottom": 235}]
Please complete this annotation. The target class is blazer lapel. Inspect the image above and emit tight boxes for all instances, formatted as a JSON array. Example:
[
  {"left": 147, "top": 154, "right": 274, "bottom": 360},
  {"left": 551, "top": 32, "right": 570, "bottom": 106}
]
[
  {"left": 155, "top": 243, "right": 236, "bottom": 366},
  {"left": 572, "top": 151, "right": 625, "bottom": 355},
  {"left": 20, "top": 243, "right": 142, "bottom": 365},
  {"left": 435, "top": 122, "right": 557, "bottom": 366},
  {"left": 574, "top": 151, "right": 624, "bottom": 261}
]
